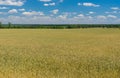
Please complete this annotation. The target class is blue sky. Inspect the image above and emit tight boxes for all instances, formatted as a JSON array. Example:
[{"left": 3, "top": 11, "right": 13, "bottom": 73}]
[{"left": 0, "top": 0, "right": 120, "bottom": 24}]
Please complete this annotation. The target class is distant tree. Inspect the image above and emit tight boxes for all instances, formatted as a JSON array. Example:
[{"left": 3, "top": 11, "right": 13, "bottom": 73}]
[
  {"left": 8, "top": 22, "right": 12, "bottom": 28},
  {"left": 0, "top": 22, "right": 2, "bottom": 28}
]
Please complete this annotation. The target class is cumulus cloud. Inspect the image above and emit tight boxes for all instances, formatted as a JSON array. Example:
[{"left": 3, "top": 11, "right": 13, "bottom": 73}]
[
  {"left": 44, "top": 3, "right": 49, "bottom": 6},
  {"left": 107, "top": 15, "right": 117, "bottom": 19},
  {"left": 8, "top": 9, "right": 18, "bottom": 14},
  {"left": 105, "top": 11, "right": 118, "bottom": 14},
  {"left": 77, "top": 3, "right": 82, "bottom": 6},
  {"left": 22, "top": 11, "right": 44, "bottom": 16},
  {"left": 58, "top": 13, "right": 69, "bottom": 19},
  {"left": 19, "top": 8, "right": 25, "bottom": 11},
  {"left": 0, "top": 14, "right": 120, "bottom": 24},
  {"left": 83, "top": 3, "right": 100, "bottom": 7},
  {"left": 0, "top": 7, "right": 8, "bottom": 9},
  {"left": 58, "top": 15, "right": 67, "bottom": 19},
  {"left": 44, "top": 2, "right": 55, "bottom": 6},
  {"left": 51, "top": 9, "right": 59, "bottom": 14},
  {"left": 97, "top": 15, "right": 106, "bottom": 19},
  {"left": 89, "top": 11, "right": 95, "bottom": 14},
  {"left": 78, "top": 2, "right": 100, "bottom": 7},
  {"left": 111, "top": 7, "right": 120, "bottom": 10},
  {"left": 0, "top": 0, "right": 25, "bottom": 6},
  {"left": 39, "top": 0, "right": 51, "bottom": 2},
  {"left": 78, "top": 14, "right": 84, "bottom": 17}
]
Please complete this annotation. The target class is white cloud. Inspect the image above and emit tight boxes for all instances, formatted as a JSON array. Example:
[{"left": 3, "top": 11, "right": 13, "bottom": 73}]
[
  {"left": 111, "top": 7, "right": 119, "bottom": 10},
  {"left": 0, "top": 7, "right": 8, "bottom": 9},
  {"left": 77, "top": 3, "right": 82, "bottom": 6},
  {"left": 58, "top": 15, "right": 67, "bottom": 19},
  {"left": 51, "top": 9, "right": 59, "bottom": 14},
  {"left": 0, "top": 14, "right": 120, "bottom": 24},
  {"left": 44, "top": 2, "right": 55, "bottom": 6},
  {"left": 88, "top": 16, "right": 93, "bottom": 19},
  {"left": 78, "top": 14, "right": 84, "bottom": 17},
  {"left": 78, "top": 2, "right": 100, "bottom": 7},
  {"left": 107, "top": 15, "right": 117, "bottom": 19},
  {"left": 19, "top": 8, "right": 25, "bottom": 11},
  {"left": 22, "top": 11, "right": 44, "bottom": 16},
  {"left": 0, "top": 15, "right": 53, "bottom": 24},
  {"left": 113, "top": 11, "right": 117, "bottom": 13},
  {"left": 105, "top": 11, "right": 118, "bottom": 14},
  {"left": 39, "top": 0, "right": 51, "bottom": 2},
  {"left": 49, "top": 2, "right": 55, "bottom": 6},
  {"left": 89, "top": 11, "right": 95, "bottom": 14},
  {"left": 105, "top": 12, "right": 110, "bottom": 14},
  {"left": 44, "top": 3, "right": 49, "bottom": 6},
  {"left": 58, "top": 13, "right": 69, "bottom": 19},
  {"left": 8, "top": 9, "right": 18, "bottom": 14},
  {"left": 0, "top": 0, "right": 25, "bottom": 6},
  {"left": 97, "top": 15, "right": 106, "bottom": 19}
]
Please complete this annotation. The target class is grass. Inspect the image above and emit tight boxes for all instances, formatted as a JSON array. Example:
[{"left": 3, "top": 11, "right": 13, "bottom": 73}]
[{"left": 0, "top": 28, "right": 120, "bottom": 78}]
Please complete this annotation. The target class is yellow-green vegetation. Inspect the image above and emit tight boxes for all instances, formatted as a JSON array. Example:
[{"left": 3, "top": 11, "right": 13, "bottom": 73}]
[{"left": 0, "top": 29, "right": 120, "bottom": 78}]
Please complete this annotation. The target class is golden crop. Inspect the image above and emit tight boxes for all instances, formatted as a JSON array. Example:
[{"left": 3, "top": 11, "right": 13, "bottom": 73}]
[{"left": 0, "top": 29, "right": 120, "bottom": 78}]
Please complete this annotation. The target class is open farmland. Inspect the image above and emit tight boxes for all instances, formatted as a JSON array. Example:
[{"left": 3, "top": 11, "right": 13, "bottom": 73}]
[{"left": 0, "top": 28, "right": 120, "bottom": 78}]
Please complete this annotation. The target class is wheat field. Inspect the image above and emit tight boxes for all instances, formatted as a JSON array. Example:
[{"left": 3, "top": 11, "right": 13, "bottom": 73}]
[{"left": 0, "top": 28, "right": 120, "bottom": 78}]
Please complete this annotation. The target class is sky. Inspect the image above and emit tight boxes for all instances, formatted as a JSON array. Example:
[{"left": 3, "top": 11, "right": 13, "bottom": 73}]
[{"left": 0, "top": 0, "right": 120, "bottom": 24}]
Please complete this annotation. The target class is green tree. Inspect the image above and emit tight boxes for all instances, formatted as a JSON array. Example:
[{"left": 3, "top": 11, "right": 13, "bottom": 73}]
[
  {"left": 0, "top": 22, "right": 2, "bottom": 28},
  {"left": 8, "top": 22, "right": 12, "bottom": 28}
]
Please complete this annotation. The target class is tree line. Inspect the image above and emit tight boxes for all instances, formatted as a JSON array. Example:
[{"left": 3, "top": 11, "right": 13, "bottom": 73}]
[{"left": 0, "top": 22, "right": 120, "bottom": 29}]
